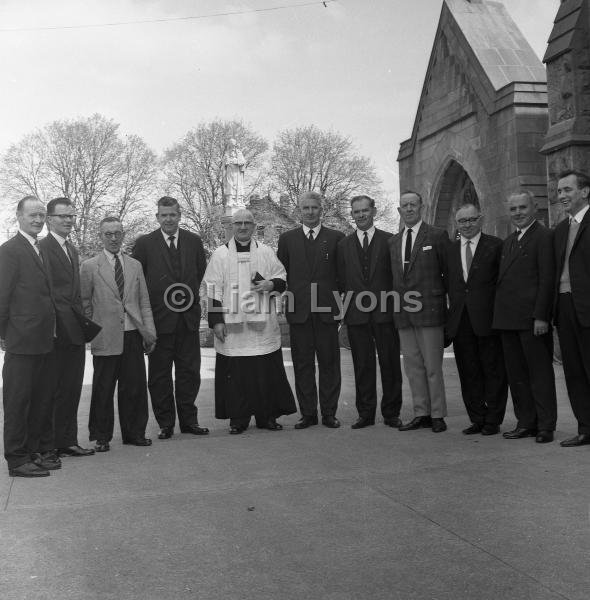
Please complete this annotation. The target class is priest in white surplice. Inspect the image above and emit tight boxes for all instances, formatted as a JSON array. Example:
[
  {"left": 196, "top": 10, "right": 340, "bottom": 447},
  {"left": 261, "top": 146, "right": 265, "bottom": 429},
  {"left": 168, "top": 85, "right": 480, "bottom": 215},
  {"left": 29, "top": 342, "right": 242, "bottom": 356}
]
[{"left": 203, "top": 209, "right": 296, "bottom": 434}]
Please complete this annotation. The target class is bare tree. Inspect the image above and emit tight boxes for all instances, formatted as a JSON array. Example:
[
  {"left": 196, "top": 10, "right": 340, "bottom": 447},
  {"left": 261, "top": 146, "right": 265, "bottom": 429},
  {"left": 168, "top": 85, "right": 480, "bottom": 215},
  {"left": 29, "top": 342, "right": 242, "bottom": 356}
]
[
  {"left": 270, "top": 125, "right": 381, "bottom": 215},
  {"left": 161, "top": 119, "right": 268, "bottom": 250},
  {"left": 0, "top": 114, "right": 157, "bottom": 257}
]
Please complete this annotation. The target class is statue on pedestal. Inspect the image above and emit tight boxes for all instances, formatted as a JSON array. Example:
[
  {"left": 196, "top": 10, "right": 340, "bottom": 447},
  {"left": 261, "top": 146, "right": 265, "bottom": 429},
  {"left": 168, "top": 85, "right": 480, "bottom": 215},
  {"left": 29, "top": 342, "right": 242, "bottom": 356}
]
[{"left": 223, "top": 139, "right": 246, "bottom": 214}]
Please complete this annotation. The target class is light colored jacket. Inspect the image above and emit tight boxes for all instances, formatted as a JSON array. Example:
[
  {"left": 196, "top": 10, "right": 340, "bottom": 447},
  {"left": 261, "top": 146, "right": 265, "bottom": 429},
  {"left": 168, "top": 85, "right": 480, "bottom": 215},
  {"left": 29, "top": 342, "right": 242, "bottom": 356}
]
[{"left": 80, "top": 252, "right": 156, "bottom": 356}]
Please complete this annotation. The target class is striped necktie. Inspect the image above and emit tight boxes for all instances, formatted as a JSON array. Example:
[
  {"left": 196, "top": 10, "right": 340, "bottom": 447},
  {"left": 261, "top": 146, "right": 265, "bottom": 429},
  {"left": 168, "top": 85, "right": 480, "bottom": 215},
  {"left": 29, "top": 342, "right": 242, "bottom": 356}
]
[{"left": 114, "top": 254, "right": 124, "bottom": 300}]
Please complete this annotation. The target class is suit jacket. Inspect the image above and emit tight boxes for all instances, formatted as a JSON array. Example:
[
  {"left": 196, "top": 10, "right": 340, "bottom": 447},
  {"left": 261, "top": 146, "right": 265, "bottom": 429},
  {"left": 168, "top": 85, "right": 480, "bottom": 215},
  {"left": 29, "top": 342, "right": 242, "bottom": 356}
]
[
  {"left": 80, "top": 252, "right": 156, "bottom": 356},
  {"left": 277, "top": 225, "right": 345, "bottom": 324},
  {"left": 132, "top": 228, "right": 206, "bottom": 334},
  {"left": 553, "top": 208, "right": 590, "bottom": 327},
  {"left": 39, "top": 233, "right": 85, "bottom": 346},
  {"left": 389, "top": 223, "right": 449, "bottom": 329},
  {"left": 337, "top": 228, "right": 394, "bottom": 325},
  {"left": 493, "top": 220, "right": 555, "bottom": 330},
  {"left": 0, "top": 233, "right": 55, "bottom": 354},
  {"left": 445, "top": 233, "right": 503, "bottom": 339}
]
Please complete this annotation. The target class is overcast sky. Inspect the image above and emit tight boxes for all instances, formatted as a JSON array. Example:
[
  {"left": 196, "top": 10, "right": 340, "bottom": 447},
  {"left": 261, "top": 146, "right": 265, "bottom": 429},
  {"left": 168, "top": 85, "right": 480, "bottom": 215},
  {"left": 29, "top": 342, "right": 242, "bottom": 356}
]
[{"left": 0, "top": 0, "right": 560, "bottom": 201}]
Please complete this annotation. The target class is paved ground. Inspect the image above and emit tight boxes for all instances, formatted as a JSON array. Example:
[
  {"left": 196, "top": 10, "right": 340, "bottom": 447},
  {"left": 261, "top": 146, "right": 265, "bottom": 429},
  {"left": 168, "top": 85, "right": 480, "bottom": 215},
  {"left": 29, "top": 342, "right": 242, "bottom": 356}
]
[{"left": 1, "top": 348, "right": 589, "bottom": 600}]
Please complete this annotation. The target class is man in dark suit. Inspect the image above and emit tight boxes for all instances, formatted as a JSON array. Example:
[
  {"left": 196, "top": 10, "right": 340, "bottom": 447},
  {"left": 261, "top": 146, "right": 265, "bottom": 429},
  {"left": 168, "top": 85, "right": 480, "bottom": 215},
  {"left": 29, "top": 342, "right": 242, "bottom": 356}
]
[
  {"left": 389, "top": 191, "right": 449, "bottom": 433},
  {"left": 554, "top": 170, "right": 590, "bottom": 447},
  {"left": 445, "top": 203, "right": 507, "bottom": 435},
  {"left": 40, "top": 198, "right": 94, "bottom": 458},
  {"left": 492, "top": 191, "right": 557, "bottom": 444},
  {"left": 277, "top": 191, "right": 345, "bottom": 429},
  {"left": 133, "top": 197, "right": 208, "bottom": 440},
  {"left": 337, "top": 195, "right": 402, "bottom": 429},
  {"left": 0, "top": 197, "right": 57, "bottom": 477}
]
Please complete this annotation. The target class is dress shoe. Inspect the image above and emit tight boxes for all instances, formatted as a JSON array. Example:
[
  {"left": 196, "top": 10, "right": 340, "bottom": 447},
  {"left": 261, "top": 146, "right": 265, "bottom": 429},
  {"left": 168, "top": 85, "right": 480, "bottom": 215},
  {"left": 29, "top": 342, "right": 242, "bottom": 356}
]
[
  {"left": 535, "top": 430, "right": 554, "bottom": 443},
  {"left": 180, "top": 424, "right": 209, "bottom": 435},
  {"left": 462, "top": 423, "right": 482, "bottom": 435},
  {"left": 322, "top": 416, "right": 341, "bottom": 428},
  {"left": 351, "top": 417, "right": 375, "bottom": 429},
  {"left": 123, "top": 437, "right": 152, "bottom": 446},
  {"left": 502, "top": 427, "right": 537, "bottom": 439},
  {"left": 9, "top": 461, "right": 50, "bottom": 478},
  {"left": 383, "top": 417, "right": 402, "bottom": 428},
  {"left": 33, "top": 451, "right": 62, "bottom": 470},
  {"left": 481, "top": 424, "right": 500, "bottom": 436},
  {"left": 158, "top": 427, "right": 174, "bottom": 440},
  {"left": 265, "top": 419, "right": 283, "bottom": 431},
  {"left": 431, "top": 418, "right": 447, "bottom": 433},
  {"left": 560, "top": 433, "right": 590, "bottom": 447},
  {"left": 94, "top": 441, "right": 110, "bottom": 452},
  {"left": 399, "top": 416, "right": 432, "bottom": 431},
  {"left": 58, "top": 445, "right": 95, "bottom": 457},
  {"left": 229, "top": 425, "right": 247, "bottom": 435},
  {"left": 294, "top": 416, "right": 319, "bottom": 430}
]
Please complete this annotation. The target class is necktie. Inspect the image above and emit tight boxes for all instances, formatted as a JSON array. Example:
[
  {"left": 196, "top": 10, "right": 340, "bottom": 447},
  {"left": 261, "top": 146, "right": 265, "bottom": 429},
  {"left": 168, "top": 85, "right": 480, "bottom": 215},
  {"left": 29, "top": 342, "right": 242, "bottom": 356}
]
[
  {"left": 404, "top": 228, "right": 413, "bottom": 273},
  {"left": 64, "top": 241, "right": 73, "bottom": 264},
  {"left": 114, "top": 254, "right": 124, "bottom": 300},
  {"left": 363, "top": 231, "right": 369, "bottom": 252},
  {"left": 465, "top": 240, "right": 473, "bottom": 274},
  {"left": 33, "top": 239, "right": 43, "bottom": 263},
  {"left": 168, "top": 235, "right": 181, "bottom": 279},
  {"left": 308, "top": 229, "right": 314, "bottom": 242},
  {"left": 510, "top": 231, "right": 520, "bottom": 253}
]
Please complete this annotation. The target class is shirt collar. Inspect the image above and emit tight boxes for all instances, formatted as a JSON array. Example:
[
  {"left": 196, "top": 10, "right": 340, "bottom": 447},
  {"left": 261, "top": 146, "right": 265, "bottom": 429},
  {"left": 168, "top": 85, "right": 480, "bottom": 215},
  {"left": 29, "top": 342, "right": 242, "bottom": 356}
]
[
  {"left": 50, "top": 231, "right": 67, "bottom": 246},
  {"left": 461, "top": 231, "right": 481, "bottom": 246},
  {"left": 571, "top": 204, "right": 590, "bottom": 224},
  {"left": 302, "top": 224, "right": 322, "bottom": 237},
  {"left": 356, "top": 225, "right": 375, "bottom": 242},
  {"left": 161, "top": 228, "right": 179, "bottom": 242},
  {"left": 18, "top": 229, "right": 38, "bottom": 246},
  {"left": 518, "top": 221, "right": 535, "bottom": 236},
  {"left": 103, "top": 249, "right": 122, "bottom": 261},
  {"left": 404, "top": 220, "right": 422, "bottom": 234}
]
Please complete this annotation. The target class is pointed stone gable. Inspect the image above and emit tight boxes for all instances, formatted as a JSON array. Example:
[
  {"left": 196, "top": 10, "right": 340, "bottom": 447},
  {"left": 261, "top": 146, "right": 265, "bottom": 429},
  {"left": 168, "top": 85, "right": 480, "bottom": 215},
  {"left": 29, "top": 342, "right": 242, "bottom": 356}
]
[{"left": 398, "top": 0, "right": 549, "bottom": 238}]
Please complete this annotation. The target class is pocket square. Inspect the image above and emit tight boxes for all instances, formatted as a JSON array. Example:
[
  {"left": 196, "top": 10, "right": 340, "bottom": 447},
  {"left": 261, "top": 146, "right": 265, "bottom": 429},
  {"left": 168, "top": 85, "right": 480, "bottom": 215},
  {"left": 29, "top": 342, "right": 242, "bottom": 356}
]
[{"left": 422, "top": 245, "right": 432, "bottom": 251}]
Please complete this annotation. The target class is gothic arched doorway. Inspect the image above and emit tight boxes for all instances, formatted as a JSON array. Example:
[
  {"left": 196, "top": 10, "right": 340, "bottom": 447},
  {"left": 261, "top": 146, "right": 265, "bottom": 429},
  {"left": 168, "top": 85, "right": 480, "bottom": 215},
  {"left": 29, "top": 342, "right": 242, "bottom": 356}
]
[{"left": 434, "top": 160, "right": 479, "bottom": 238}]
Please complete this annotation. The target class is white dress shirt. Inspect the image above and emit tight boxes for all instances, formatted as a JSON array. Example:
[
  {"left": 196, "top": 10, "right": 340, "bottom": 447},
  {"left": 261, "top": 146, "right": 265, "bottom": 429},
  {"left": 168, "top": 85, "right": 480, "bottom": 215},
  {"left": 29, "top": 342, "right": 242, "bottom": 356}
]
[
  {"left": 161, "top": 228, "right": 180, "bottom": 247},
  {"left": 18, "top": 229, "right": 41, "bottom": 257},
  {"left": 401, "top": 220, "right": 422, "bottom": 269},
  {"left": 461, "top": 231, "right": 481, "bottom": 281},
  {"left": 356, "top": 225, "right": 375, "bottom": 247},
  {"left": 302, "top": 224, "right": 322, "bottom": 240},
  {"left": 103, "top": 250, "right": 135, "bottom": 331},
  {"left": 50, "top": 231, "right": 70, "bottom": 261}
]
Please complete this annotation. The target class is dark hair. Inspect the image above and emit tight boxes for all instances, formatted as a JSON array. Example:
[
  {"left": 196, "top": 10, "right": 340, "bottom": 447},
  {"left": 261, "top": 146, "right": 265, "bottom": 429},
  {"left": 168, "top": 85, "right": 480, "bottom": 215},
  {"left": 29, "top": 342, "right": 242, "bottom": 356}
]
[
  {"left": 400, "top": 190, "right": 423, "bottom": 205},
  {"left": 47, "top": 197, "right": 72, "bottom": 215},
  {"left": 558, "top": 169, "right": 590, "bottom": 190},
  {"left": 157, "top": 196, "right": 181, "bottom": 210},
  {"left": 99, "top": 216, "right": 122, "bottom": 229},
  {"left": 16, "top": 195, "right": 41, "bottom": 213},
  {"left": 350, "top": 195, "right": 375, "bottom": 209}
]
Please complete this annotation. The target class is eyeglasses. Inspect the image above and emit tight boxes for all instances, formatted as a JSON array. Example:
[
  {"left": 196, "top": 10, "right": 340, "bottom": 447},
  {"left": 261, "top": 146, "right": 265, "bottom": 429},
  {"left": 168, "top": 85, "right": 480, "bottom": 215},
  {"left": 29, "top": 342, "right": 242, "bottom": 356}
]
[
  {"left": 457, "top": 217, "right": 480, "bottom": 225},
  {"left": 49, "top": 213, "right": 77, "bottom": 220},
  {"left": 102, "top": 231, "right": 123, "bottom": 239},
  {"left": 232, "top": 221, "right": 254, "bottom": 226}
]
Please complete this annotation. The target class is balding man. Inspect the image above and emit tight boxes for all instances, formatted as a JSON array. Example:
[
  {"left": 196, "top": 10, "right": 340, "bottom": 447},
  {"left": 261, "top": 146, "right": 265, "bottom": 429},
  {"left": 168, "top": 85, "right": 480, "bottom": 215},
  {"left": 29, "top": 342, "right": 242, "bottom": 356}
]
[
  {"left": 554, "top": 170, "right": 590, "bottom": 447},
  {"left": 0, "top": 197, "right": 57, "bottom": 477},
  {"left": 203, "top": 209, "right": 296, "bottom": 434},
  {"left": 277, "top": 192, "right": 345, "bottom": 429},
  {"left": 493, "top": 191, "right": 556, "bottom": 444}
]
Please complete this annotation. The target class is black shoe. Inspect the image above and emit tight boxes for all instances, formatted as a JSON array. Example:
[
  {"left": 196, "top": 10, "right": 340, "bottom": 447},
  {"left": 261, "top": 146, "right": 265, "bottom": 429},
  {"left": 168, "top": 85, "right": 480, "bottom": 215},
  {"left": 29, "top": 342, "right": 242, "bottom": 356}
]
[
  {"left": 462, "top": 423, "right": 482, "bottom": 435},
  {"left": 265, "top": 419, "right": 283, "bottom": 431},
  {"left": 383, "top": 417, "right": 402, "bottom": 428},
  {"left": 481, "top": 424, "right": 500, "bottom": 436},
  {"left": 229, "top": 425, "right": 247, "bottom": 435},
  {"left": 58, "top": 445, "right": 95, "bottom": 457},
  {"left": 33, "top": 451, "right": 62, "bottom": 470},
  {"left": 431, "top": 418, "right": 447, "bottom": 433},
  {"left": 158, "top": 427, "right": 174, "bottom": 440},
  {"left": 351, "top": 417, "right": 375, "bottom": 429},
  {"left": 535, "top": 430, "right": 554, "bottom": 443},
  {"left": 294, "top": 416, "right": 318, "bottom": 430},
  {"left": 9, "top": 462, "right": 50, "bottom": 478},
  {"left": 560, "top": 433, "right": 590, "bottom": 447},
  {"left": 322, "top": 416, "right": 341, "bottom": 428},
  {"left": 180, "top": 424, "right": 209, "bottom": 435},
  {"left": 502, "top": 427, "right": 537, "bottom": 439},
  {"left": 399, "top": 416, "right": 432, "bottom": 431},
  {"left": 123, "top": 437, "right": 152, "bottom": 446},
  {"left": 94, "top": 441, "right": 110, "bottom": 452}
]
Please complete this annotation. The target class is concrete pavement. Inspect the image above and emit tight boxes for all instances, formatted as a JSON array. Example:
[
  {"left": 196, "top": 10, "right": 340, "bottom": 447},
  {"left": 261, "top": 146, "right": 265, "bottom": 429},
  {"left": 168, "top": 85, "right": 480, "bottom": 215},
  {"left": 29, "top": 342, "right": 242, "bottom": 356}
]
[{"left": 1, "top": 348, "right": 589, "bottom": 600}]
